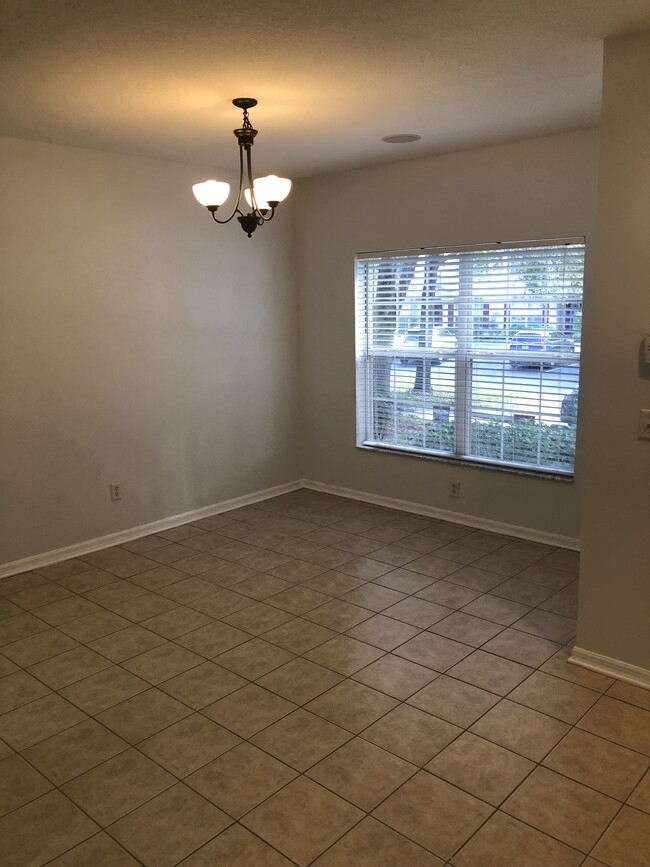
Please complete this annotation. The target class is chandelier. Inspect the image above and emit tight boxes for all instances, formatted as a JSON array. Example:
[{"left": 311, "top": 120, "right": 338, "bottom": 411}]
[{"left": 192, "top": 98, "right": 292, "bottom": 238}]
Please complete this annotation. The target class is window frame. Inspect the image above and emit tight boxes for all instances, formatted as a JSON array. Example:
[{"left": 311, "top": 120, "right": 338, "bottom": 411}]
[{"left": 355, "top": 237, "right": 585, "bottom": 478}]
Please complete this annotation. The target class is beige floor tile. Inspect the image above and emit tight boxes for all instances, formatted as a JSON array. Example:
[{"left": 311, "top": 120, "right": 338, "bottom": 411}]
[
  {"left": 57, "top": 568, "right": 122, "bottom": 594},
  {"left": 336, "top": 557, "right": 394, "bottom": 581},
  {"left": 121, "top": 641, "right": 203, "bottom": 684},
  {"left": 302, "top": 571, "right": 367, "bottom": 597},
  {"left": 215, "top": 637, "right": 294, "bottom": 679},
  {"left": 460, "top": 593, "right": 531, "bottom": 625},
  {"left": 307, "top": 737, "right": 416, "bottom": 810},
  {"left": 8, "top": 582, "right": 73, "bottom": 611},
  {"left": 426, "top": 731, "right": 534, "bottom": 805},
  {"left": 97, "top": 687, "right": 191, "bottom": 743},
  {"left": 46, "top": 832, "right": 140, "bottom": 865},
  {"left": 127, "top": 564, "right": 187, "bottom": 591},
  {"left": 373, "top": 770, "right": 492, "bottom": 860},
  {"left": 139, "top": 712, "right": 241, "bottom": 777},
  {"left": 1, "top": 574, "right": 49, "bottom": 597},
  {"left": 540, "top": 646, "right": 614, "bottom": 691},
  {"left": 362, "top": 704, "right": 462, "bottom": 765},
  {"left": 28, "top": 645, "right": 112, "bottom": 689},
  {"left": 239, "top": 549, "right": 294, "bottom": 571},
  {"left": 0, "top": 754, "right": 53, "bottom": 817},
  {"left": 180, "top": 823, "right": 293, "bottom": 865},
  {"left": 82, "top": 550, "right": 158, "bottom": 579},
  {"left": 221, "top": 601, "right": 293, "bottom": 634},
  {"left": 60, "top": 665, "right": 149, "bottom": 714},
  {"left": 266, "top": 585, "right": 330, "bottom": 615},
  {"left": 140, "top": 605, "right": 214, "bottom": 638},
  {"left": 346, "top": 613, "right": 421, "bottom": 650},
  {"left": 395, "top": 632, "right": 474, "bottom": 672},
  {"left": 88, "top": 624, "right": 167, "bottom": 662},
  {"left": 242, "top": 776, "right": 363, "bottom": 866},
  {"left": 62, "top": 747, "right": 175, "bottom": 824},
  {"left": 539, "top": 583, "right": 579, "bottom": 618},
  {"left": 251, "top": 708, "right": 351, "bottom": 771},
  {"left": 578, "top": 696, "right": 650, "bottom": 756},
  {"left": 373, "top": 568, "right": 436, "bottom": 594},
  {"left": 502, "top": 766, "right": 619, "bottom": 852},
  {"left": 159, "top": 660, "right": 246, "bottom": 708},
  {"left": 233, "top": 573, "right": 293, "bottom": 600},
  {"left": 33, "top": 596, "right": 102, "bottom": 626},
  {"left": 353, "top": 654, "right": 438, "bottom": 700},
  {"left": 313, "top": 816, "right": 443, "bottom": 866},
  {"left": 257, "top": 657, "right": 343, "bottom": 704},
  {"left": 263, "top": 618, "right": 336, "bottom": 654},
  {"left": 83, "top": 579, "right": 149, "bottom": 607},
  {"left": 513, "top": 608, "right": 577, "bottom": 643},
  {"left": 447, "top": 649, "right": 533, "bottom": 695},
  {"left": 607, "top": 680, "right": 650, "bottom": 711},
  {"left": 628, "top": 769, "right": 650, "bottom": 812},
  {"left": 203, "top": 684, "right": 296, "bottom": 737},
  {"left": 408, "top": 674, "right": 500, "bottom": 727},
  {"left": 416, "top": 581, "right": 482, "bottom": 609},
  {"left": 0, "top": 790, "right": 98, "bottom": 866},
  {"left": 405, "top": 554, "right": 462, "bottom": 581},
  {"left": 108, "top": 783, "right": 231, "bottom": 867},
  {"left": 366, "top": 544, "right": 423, "bottom": 567},
  {"left": 2, "top": 627, "right": 79, "bottom": 667},
  {"left": 268, "top": 559, "right": 330, "bottom": 582},
  {"left": 516, "top": 561, "right": 577, "bottom": 590},
  {"left": 187, "top": 741, "right": 296, "bottom": 816},
  {"left": 0, "top": 669, "right": 51, "bottom": 713},
  {"left": 306, "top": 680, "right": 398, "bottom": 733},
  {"left": 0, "top": 612, "right": 51, "bottom": 645},
  {"left": 0, "top": 692, "right": 87, "bottom": 750},
  {"left": 444, "top": 566, "right": 506, "bottom": 592},
  {"left": 508, "top": 671, "right": 601, "bottom": 723},
  {"left": 470, "top": 699, "right": 570, "bottom": 761},
  {"left": 23, "top": 718, "right": 128, "bottom": 784},
  {"left": 451, "top": 811, "right": 583, "bottom": 867},
  {"left": 0, "top": 654, "right": 17, "bottom": 676},
  {"left": 110, "top": 591, "right": 179, "bottom": 622},
  {"left": 35, "top": 559, "right": 90, "bottom": 580},
  {"left": 58, "top": 610, "right": 131, "bottom": 643},
  {"left": 174, "top": 620, "right": 250, "bottom": 657},
  {"left": 303, "top": 598, "right": 374, "bottom": 631},
  {"left": 591, "top": 806, "right": 650, "bottom": 867},
  {"left": 480, "top": 627, "right": 560, "bottom": 666},
  {"left": 383, "top": 597, "right": 453, "bottom": 629},
  {"left": 305, "top": 635, "right": 386, "bottom": 675},
  {"left": 543, "top": 728, "right": 648, "bottom": 800},
  {"left": 341, "top": 583, "right": 407, "bottom": 611},
  {"left": 429, "top": 612, "right": 504, "bottom": 647},
  {"left": 490, "top": 577, "right": 554, "bottom": 605}
]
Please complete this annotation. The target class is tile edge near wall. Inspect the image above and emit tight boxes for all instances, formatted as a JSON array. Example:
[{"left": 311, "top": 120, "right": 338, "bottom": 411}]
[
  {"left": 302, "top": 479, "right": 581, "bottom": 551},
  {"left": 0, "top": 480, "right": 304, "bottom": 579},
  {"left": 1, "top": 475, "right": 580, "bottom": 580},
  {"left": 569, "top": 646, "right": 650, "bottom": 690}
]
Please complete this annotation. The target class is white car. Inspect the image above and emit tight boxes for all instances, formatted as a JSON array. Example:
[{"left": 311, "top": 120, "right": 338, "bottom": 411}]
[{"left": 394, "top": 329, "right": 457, "bottom": 365}]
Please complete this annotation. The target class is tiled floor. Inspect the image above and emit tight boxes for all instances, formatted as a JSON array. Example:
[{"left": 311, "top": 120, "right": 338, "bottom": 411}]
[{"left": 0, "top": 489, "right": 648, "bottom": 866}]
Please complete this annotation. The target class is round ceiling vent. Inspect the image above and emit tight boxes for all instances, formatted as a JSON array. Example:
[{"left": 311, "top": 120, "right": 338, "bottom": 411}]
[{"left": 381, "top": 133, "right": 421, "bottom": 144}]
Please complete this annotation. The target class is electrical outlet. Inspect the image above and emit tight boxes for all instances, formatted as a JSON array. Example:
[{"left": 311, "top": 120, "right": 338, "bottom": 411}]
[
  {"left": 450, "top": 481, "right": 461, "bottom": 498},
  {"left": 110, "top": 483, "right": 122, "bottom": 501}
]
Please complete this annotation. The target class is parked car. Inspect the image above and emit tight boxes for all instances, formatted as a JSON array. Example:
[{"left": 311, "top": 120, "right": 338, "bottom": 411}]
[
  {"left": 509, "top": 330, "right": 575, "bottom": 368},
  {"left": 394, "top": 329, "right": 457, "bottom": 365},
  {"left": 560, "top": 389, "right": 578, "bottom": 425}
]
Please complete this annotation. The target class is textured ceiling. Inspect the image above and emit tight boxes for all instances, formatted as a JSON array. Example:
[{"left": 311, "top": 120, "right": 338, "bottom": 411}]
[{"left": 1, "top": 0, "right": 649, "bottom": 177}]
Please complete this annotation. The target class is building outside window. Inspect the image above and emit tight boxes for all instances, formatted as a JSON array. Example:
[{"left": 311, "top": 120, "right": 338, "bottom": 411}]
[{"left": 355, "top": 238, "right": 585, "bottom": 475}]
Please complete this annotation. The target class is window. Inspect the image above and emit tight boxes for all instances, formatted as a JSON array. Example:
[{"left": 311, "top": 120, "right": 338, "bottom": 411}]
[{"left": 355, "top": 239, "right": 584, "bottom": 475}]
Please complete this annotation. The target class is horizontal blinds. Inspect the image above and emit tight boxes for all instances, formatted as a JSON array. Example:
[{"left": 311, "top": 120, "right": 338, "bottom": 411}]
[{"left": 356, "top": 240, "right": 584, "bottom": 474}]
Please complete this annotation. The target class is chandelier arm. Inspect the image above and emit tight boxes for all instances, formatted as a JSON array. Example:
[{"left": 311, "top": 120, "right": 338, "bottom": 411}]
[{"left": 205, "top": 145, "right": 247, "bottom": 224}]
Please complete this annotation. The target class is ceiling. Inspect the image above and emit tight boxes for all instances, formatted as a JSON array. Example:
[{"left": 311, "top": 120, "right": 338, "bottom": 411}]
[{"left": 1, "top": 1, "right": 649, "bottom": 178}]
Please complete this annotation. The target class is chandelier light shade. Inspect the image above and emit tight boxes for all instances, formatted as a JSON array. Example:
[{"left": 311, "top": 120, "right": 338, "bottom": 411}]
[{"left": 192, "top": 98, "right": 291, "bottom": 238}]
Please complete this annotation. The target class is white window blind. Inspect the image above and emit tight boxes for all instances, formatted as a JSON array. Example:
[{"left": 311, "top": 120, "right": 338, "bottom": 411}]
[{"left": 355, "top": 239, "right": 585, "bottom": 475}]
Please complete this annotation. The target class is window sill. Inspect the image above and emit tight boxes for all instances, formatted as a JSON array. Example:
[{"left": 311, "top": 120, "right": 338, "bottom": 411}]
[{"left": 356, "top": 443, "right": 575, "bottom": 483}]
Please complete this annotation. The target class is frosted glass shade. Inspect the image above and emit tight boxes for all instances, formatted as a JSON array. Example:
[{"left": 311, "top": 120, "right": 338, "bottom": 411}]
[
  {"left": 244, "top": 188, "right": 270, "bottom": 210},
  {"left": 254, "top": 175, "right": 292, "bottom": 204},
  {"left": 192, "top": 180, "right": 230, "bottom": 207}
]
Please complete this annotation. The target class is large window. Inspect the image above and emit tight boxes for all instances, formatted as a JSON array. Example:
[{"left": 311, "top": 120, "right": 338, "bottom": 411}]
[{"left": 355, "top": 239, "right": 584, "bottom": 475}]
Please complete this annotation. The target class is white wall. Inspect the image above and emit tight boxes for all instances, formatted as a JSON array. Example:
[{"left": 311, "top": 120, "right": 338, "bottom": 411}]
[
  {"left": 295, "top": 129, "right": 600, "bottom": 540},
  {"left": 0, "top": 136, "right": 299, "bottom": 564},
  {"left": 577, "top": 32, "right": 650, "bottom": 671}
]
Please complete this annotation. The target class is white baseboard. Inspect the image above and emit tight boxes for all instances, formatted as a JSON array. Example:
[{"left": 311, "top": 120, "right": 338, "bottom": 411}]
[
  {"left": 0, "top": 480, "right": 303, "bottom": 579},
  {"left": 569, "top": 646, "right": 650, "bottom": 690},
  {"left": 302, "top": 479, "right": 580, "bottom": 551}
]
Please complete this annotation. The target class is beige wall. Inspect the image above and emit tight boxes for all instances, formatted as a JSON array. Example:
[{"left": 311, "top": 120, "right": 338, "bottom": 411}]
[
  {"left": 295, "top": 130, "right": 600, "bottom": 539},
  {"left": 577, "top": 32, "right": 650, "bottom": 670},
  {"left": 0, "top": 136, "right": 299, "bottom": 564}
]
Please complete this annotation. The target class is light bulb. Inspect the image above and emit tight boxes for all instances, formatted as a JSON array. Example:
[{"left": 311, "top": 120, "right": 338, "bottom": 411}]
[
  {"left": 192, "top": 180, "right": 230, "bottom": 207},
  {"left": 244, "top": 188, "right": 270, "bottom": 210}
]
